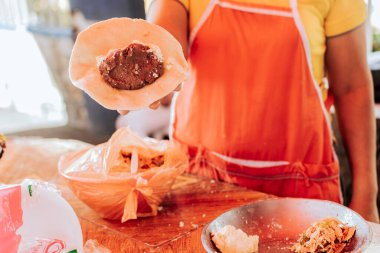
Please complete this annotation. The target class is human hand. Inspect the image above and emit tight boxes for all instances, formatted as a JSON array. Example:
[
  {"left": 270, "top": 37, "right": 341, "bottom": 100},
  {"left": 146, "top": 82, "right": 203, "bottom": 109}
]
[
  {"left": 118, "top": 83, "right": 182, "bottom": 115},
  {"left": 349, "top": 197, "right": 379, "bottom": 223}
]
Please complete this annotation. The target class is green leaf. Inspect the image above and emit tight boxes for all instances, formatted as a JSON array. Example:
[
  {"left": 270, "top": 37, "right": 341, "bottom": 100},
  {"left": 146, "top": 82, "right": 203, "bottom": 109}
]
[
  {"left": 28, "top": 185, "right": 32, "bottom": 197},
  {"left": 67, "top": 250, "right": 78, "bottom": 253}
]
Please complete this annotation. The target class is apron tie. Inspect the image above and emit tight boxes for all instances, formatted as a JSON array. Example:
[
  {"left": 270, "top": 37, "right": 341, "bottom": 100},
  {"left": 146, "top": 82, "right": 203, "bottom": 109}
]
[
  {"left": 291, "top": 161, "right": 310, "bottom": 187},
  {"left": 190, "top": 145, "right": 206, "bottom": 166}
]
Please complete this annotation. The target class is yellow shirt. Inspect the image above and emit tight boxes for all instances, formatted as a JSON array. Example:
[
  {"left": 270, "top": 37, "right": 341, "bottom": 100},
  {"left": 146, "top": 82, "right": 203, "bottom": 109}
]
[{"left": 146, "top": 0, "right": 366, "bottom": 99}]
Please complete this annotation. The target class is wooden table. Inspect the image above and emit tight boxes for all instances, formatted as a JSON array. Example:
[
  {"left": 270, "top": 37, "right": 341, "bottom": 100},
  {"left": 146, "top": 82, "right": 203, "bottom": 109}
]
[{"left": 0, "top": 137, "right": 270, "bottom": 252}]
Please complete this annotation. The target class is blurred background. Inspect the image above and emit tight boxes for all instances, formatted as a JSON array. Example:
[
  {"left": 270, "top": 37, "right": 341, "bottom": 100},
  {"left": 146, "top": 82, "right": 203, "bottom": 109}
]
[
  {"left": 0, "top": 0, "right": 380, "bottom": 205},
  {"left": 0, "top": 0, "right": 145, "bottom": 143}
]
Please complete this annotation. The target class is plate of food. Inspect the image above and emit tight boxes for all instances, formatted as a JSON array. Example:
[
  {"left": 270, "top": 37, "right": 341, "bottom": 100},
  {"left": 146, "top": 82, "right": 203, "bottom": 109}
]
[{"left": 202, "top": 198, "right": 372, "bottom": 253}]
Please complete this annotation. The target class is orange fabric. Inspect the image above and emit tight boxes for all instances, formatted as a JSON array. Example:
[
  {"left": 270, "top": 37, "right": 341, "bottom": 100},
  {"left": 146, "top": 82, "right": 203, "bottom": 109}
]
[
  {"left": 145, "top": 0, "right": 367, "bottom": 102},
  {"left": 217, "top": 1, "right": 291, "bottom": 11},
  {"left": 172, "top": 0, "right": 342, "bottom": 202}
]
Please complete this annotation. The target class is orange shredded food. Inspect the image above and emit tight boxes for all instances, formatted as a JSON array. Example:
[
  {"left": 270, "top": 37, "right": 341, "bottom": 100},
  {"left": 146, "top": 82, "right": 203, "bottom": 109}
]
[
  {"left": 291, "top": 218, "right": 356, "bottom": 253},
  {"left": 108, "top": 149, "right": 165, "bottom": 173}
]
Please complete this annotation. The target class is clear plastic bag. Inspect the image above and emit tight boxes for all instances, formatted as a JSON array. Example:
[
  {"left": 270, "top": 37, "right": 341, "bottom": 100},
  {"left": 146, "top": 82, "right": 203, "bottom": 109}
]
[
  {"left": 58, "top": 127, "right": 188, "bottom": 222},
  {"left": 0, "top": 179, "right": 83, "bottom": 253}
]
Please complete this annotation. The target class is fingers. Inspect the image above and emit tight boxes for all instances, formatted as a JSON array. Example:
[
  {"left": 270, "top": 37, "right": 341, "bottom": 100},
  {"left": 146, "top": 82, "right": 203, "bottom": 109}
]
[
  {"left": 160, "top": 93, "right": 173, "bottom": 107},
  {"left": 148, "top": 83, "right": 182, "bottom": 109},
  {"left": 118, "top": 100, "right": 161, "bottom": 115},
  {"left": 174, "top": 83, "right": 182, "bottom": 92},
  {"left": 149, "top": 100, "right": 161, "bottom": 110},
  {"left": 119, "top": 83, "right": 182, "bottom": 113},
  {"left": 118, "top": 110, "right": 129, "bottom": 115}
]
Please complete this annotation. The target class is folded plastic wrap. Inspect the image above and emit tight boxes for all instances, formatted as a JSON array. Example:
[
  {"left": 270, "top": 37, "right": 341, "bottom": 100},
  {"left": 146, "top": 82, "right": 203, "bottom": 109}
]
[{"left": 58, "top": 127, "right": 188, "bottom": 222}]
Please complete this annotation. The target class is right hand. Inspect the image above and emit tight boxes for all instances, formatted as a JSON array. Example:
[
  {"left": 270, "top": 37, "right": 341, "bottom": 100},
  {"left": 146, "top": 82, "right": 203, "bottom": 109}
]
[{"left": 118, "top": 83, "right": 182, "bottom": 115}]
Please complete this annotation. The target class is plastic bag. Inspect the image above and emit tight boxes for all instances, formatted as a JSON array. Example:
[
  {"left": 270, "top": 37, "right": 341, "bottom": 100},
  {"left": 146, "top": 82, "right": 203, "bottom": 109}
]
[
  {"left": 0, "top": 179, "right": 83, "bottom": 253},
  {"left": 58, "top": 127, "right": 188, "bottom": 222}
]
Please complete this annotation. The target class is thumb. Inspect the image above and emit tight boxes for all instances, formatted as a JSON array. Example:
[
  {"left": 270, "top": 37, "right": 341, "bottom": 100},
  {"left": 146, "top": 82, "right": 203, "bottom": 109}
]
[{"left": 117, "top": 110, "right": 130, "bottom": 115}]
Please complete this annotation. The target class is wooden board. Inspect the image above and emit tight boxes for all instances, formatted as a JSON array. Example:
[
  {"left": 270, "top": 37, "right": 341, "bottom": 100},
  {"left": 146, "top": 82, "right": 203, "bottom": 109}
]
[{"left": 0, "top": 137, "right": 270, "bottom": 252}]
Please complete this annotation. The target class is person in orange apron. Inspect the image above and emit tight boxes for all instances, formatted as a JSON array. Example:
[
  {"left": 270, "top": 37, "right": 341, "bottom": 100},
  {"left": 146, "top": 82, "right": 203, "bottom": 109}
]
[{"left": 145, "top": 0, "right": 379, "bottom": 222}]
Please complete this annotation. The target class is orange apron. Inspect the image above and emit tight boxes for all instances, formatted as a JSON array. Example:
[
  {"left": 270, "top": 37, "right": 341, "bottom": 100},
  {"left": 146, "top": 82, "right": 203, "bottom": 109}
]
[{"left": 171, "top": 0, "right": 342, "bottom": 202}]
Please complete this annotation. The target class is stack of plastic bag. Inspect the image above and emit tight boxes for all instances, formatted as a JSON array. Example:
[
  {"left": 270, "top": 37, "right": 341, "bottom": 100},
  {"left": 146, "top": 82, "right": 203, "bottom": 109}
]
[{"left": 58, "top": 127, "right": 188, "bottom": 222}]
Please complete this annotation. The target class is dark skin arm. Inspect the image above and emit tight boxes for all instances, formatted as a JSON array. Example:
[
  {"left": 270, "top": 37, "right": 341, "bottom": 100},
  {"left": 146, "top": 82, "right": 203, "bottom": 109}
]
[
  {"left": 146, "top": 0, "right": 188, "bottom": 57},
  {"left": 326, "top": 24, "right": 379, "bottom": 222}
]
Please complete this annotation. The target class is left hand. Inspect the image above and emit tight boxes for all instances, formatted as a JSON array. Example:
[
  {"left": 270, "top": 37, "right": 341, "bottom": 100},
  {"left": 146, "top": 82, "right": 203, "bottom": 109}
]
[
  {"left": 118, "top": 84, "right": 182, "bottom": 115},
  {"left": 349, "top": 197, "right": 379, "bottom": 223}
]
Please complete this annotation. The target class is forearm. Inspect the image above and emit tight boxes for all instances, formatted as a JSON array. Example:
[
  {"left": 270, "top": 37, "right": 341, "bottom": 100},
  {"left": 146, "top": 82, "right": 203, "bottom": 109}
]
[
  {"left": 334, "top": 83, "right": 377, "bottom": 201},
  {"left": 326, "top": 24, "right": 378, "bottom": 206},
  {"left": 147, "top": 0, "right": 189, "bottom": 58}
]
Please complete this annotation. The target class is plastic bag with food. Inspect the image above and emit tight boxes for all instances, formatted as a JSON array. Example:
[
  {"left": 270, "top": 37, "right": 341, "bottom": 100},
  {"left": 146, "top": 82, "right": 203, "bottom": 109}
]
[{"left": 58, "top": 127, "right": 188, "bottom": 222}]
